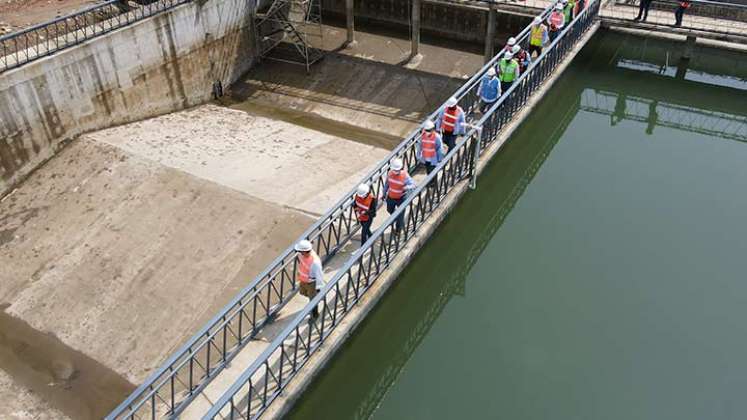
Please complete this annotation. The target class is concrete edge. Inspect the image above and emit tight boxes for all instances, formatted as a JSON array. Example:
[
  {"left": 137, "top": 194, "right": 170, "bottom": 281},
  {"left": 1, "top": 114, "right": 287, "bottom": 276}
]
[
  {"left": 260, "top": 22, "right": 601, "bottom": 420},
  {"left": 602, "top": 23, "right": 747, "bottom": 53}
]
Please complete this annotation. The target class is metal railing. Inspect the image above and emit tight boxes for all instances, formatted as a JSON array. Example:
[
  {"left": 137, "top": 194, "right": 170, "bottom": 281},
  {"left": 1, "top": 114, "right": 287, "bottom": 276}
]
[
  {"left": 108, "top": 0, "right": 572, "bottom": 418},
  {"left": 600, "top": 0, "right": 747, "bottom": 38},
  {"left": 0, "top": 0, "right": 194, "bottom": 73},
  {"left": 203, "top": 1, "right": 601, "bottom": 418}
]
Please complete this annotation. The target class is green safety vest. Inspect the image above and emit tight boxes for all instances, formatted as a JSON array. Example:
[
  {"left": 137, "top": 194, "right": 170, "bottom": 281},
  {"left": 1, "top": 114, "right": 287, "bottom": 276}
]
[
  {"left": 499, "top": 59, "right": 518, "bottom": 82},
  {"left": 564, "top": 2, "right": 575, "bottom": 24}
]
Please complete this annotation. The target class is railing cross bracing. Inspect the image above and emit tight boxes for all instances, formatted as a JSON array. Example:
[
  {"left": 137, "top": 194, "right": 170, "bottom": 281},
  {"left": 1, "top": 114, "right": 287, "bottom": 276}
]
[{"left": 200, "top": 1, "right": 602, "bottom": 418}]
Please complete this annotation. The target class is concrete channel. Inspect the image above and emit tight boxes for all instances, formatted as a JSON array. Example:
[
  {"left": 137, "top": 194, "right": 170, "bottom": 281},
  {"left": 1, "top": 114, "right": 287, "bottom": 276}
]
[
  {"left": 1, "top": 0, "right": 744, "bottom": 418},
  {"left": 0, "top": 0, "right": 504, "bottom": 418}
]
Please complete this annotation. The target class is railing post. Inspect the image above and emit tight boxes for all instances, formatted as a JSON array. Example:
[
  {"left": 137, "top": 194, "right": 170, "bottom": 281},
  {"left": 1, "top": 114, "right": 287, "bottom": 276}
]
[{"left": 469, "top": 126, "right": 483, "bottom": 190}]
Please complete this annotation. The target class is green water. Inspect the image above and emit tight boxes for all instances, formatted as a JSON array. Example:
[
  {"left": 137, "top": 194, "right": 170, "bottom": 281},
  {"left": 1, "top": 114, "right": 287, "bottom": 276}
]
[{"left": 287, "top": 30, "right": 747, "bottom": 420}]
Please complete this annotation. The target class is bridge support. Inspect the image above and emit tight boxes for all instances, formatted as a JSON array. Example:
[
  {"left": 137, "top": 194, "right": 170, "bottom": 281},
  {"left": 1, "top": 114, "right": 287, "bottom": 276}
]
[
  {"left": 682, "top": 35, "right": 696, "bottom": 60},
  {"left": 346, "top": 0, "right": 356, "bottom": 47},
  {"left": 411, "top": 0, "right": 421, "bottom": 59},
  {"left": 485, "top": 2, "right": 497, "bottom": 63}
]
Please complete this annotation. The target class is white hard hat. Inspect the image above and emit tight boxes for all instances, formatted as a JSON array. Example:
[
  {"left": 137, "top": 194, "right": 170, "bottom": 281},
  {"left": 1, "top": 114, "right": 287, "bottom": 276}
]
[
  {"left": 391, "top": 158, "right": 404, "bottom": 171},
  {"left": 424, "top": 120, "right": 435, "bottom": 130},
  {"left": 446, "top": 97, "right": 458, "bottom": 107},
  {"left": 294, "top": 239, "right": 312, "bottom": 252},
  {"left": 504, "top": 51, "right": 514, "bottom": 59},
  {"left": 487, "top": 67, "right": 496, "bottom": 76},
  {"left": 512, "top": 45, "right": 521, "bottom": 54},
  {"left": 356, "top": 183, "right": 370, "bottom": 197},
  {"left": 507, "top": 37, "right": 517, "bottom": 46},
  {"left": 555, "top": 3, "right": 563, "bottom": 9},
  {"left": 533, "top": 16, "right": 542, "bottom": 25}
]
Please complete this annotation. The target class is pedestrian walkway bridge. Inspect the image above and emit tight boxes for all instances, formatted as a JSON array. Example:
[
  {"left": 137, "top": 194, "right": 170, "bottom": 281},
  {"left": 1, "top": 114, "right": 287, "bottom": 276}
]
[
  {"left": 106, "top": 0, "right": 603, "bottom": 418},
  {"left": 103, "top": 0, "right": 747, "bottom": 418}
]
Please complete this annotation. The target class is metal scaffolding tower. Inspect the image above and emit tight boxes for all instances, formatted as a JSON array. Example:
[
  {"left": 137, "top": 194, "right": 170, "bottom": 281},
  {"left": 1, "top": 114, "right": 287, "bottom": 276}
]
[{"left": 255, "top": 0, "right": 324, "bottom": 72}]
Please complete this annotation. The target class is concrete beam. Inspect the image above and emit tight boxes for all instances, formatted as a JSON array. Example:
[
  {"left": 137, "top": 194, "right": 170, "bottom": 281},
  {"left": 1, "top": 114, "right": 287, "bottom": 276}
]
[
  {"left": 346, "top": 0, "right": 356, "bottom": 46},
  {"left": 485, "top": 3, "right": 497, "bottom": 63},
  {"left": 411, "top": 0, "right": 422, "bottom": 58}
]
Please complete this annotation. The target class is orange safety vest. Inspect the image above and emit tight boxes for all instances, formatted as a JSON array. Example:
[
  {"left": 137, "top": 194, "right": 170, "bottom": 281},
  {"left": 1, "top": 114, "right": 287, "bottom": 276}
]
[
  {"left": 354, "top": 194, "right": 374, "bottom": 222},
  {"left": 387, "top": 170, "right": 409, "bottom": 200},
  {"left": 297, "top": 251, "right": 317, "bottom": 283},
  {"left": 441, "top": 106, "right": 460, "bottom": 133},
  {"left": 421, "top": 130, "right": 438, "bottom": 160},
  {"left": 549, "top": 11, "right": 564, "bottom": 30}
]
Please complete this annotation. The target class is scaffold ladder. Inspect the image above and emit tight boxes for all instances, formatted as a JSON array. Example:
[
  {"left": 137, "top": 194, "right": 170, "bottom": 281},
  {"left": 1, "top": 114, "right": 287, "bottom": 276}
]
[{"left": 255, "top": 0, "right": 324, "bottom": 72}]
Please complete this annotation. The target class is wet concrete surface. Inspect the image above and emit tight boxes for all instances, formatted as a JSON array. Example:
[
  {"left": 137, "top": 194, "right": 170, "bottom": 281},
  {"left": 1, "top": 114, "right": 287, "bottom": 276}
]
[{"left": 0, "top": 307, "right": 135, "bottom": 420}]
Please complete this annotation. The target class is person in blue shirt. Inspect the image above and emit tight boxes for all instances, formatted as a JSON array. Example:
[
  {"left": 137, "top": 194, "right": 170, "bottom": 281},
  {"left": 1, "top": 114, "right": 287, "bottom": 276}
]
[
  {"left": 416, "top": 120, "right": 445, "bottom": 174},
  {"left": 478, "top": 67, "right": 501, "bottom": 114}
]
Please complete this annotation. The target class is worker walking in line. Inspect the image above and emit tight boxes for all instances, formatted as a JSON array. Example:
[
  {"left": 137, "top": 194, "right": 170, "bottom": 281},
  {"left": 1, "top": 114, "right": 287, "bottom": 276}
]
[
  {"left": 478, "top": 67, "right": 501, "bottom": 114},
  {"left": 528, "top": 17, "right": 549, "bottom": 57},
  {"left": 417, "top": 120, "right": 445, "bottom": 173},
  {"left": 634, "top": 0, "right": 653, "bottom": 22},
  {"left": 498, "top": 51, "right": 520, "bottom": 94},
  {"left": 383, "top": 158, "right": 414, "bottom": 232},
  {"left": 674, "top": 1, "right": 691, "bottom": 27},
  {"left": 548, "top": 3, "right": 566, "bottom": 42},
  {"left": 563, "top": 0, "right": 576, "bottom": 24},
  {"left": 435, "top": 97, "right": 466, "bottom": 151},
  {"left": 353, "top": 183, "right": 377, "bottom": 246},
  {"left": 502, "top": 37, "right": 517, "bottom": 54},
  {"left": 511, "top": 44, "right": 531, "bottom": 73},
  {"left": 295, "top": 239, "right": 323, "bottom": 319}
]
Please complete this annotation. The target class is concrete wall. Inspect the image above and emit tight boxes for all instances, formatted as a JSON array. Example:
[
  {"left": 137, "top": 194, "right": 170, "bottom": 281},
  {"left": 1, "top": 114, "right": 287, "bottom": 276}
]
[
  {"left": 0, "top": 0, "right": 258, "bottom": 197},
  {"left": 322, "top": 0, "right": 530, "bottom": 43}
]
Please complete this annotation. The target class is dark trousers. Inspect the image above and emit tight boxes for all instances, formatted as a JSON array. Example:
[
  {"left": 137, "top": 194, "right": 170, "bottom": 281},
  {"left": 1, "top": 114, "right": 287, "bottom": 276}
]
[
  {"left": 424, "top": 162, "right": 437, "bottom": 174},
  {"left": 635, "top": 0, "right": 652, "bottom": 20},
  {"left": 528, "top": 44, "right": 542, "bottom": 57},
  {"left": 500, "top": 81, "right": 513, "bottom": 94},
  {"left": 479, "top": 100, "right": 496, "bottom": 114},
  {"left": 549, "top": 29, "right": 559, "bottom": 43},
  {"left": 674, "top": 6, "right": 685, "bottom": 26},
  {"left": 442, "top": 131, "right": 458, "bottom": 151},
  {"left": 386, "top": 196, "right": 406, "bottom": 231},
  {"left": 359, "top": 219, "right": 373, "bottom": 245}
]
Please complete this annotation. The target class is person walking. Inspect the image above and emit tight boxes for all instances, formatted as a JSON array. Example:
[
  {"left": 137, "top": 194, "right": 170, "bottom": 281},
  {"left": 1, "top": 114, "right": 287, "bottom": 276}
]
[
  {"left": 383, "top": 158, "right": 414, "bottom": 232},
  {"left": 563, "top": 0, "right": 577, "bottom": 24},
  {"left": 435, "top": 97, "right": 466, "bottom": 151},
  {"left": 295, "top": 239, "right": 323, "bottom": 319},
  {"left": 528, "top": 17, "right": 549, "bottom": 57},
  {"left": 353, "top": 183, "right": 377, "bottom": 246},
  {"left": 634, "top": 0, "right": 653, "bottom": 22},
  {"left": 674, "top": 1, "right": 691, "bottom": 26},
  {"left": 478, "top": 68, "right": 501, "bottom": 114},
  {"left": 502, "top": 37, "right": 517, "bottom": 54},
  {"left": 498, "top": 51, "right": 520, "bottom": 94},
  {"left": 417, "top": 120, "right": 445, "bottom": 173},
  {"left": 512, "top": 44, "right": 531, "bottom": 73},
  {"left": 548, "top": 3, "right": 566, "bottom": 42}
]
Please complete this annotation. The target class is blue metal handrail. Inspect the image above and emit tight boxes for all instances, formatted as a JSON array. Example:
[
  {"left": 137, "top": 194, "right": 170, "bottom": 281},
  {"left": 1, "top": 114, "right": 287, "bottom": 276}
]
[{"left": 203, "top": 1, "right": 601, "bottom": 418}]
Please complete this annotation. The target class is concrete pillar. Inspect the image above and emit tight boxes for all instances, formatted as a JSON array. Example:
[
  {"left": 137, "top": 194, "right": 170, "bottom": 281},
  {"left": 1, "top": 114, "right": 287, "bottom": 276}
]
[
  {"left": 484, "top": 3, "right": 497, "bottom": 63},
  {"left": 682, "top": 35, "right": 696, "bottom": 60},
  {"left": 346, "top": 0, "right": 355, "bottom": 46},
  {"left": 411, "top": 0, "right": 421, "bottom": 58}
]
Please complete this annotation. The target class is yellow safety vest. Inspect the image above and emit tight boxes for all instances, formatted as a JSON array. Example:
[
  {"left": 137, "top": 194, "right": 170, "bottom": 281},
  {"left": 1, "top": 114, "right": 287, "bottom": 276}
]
[{"left": 530, "top": 25, "right": 546, "bottom": 47}]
